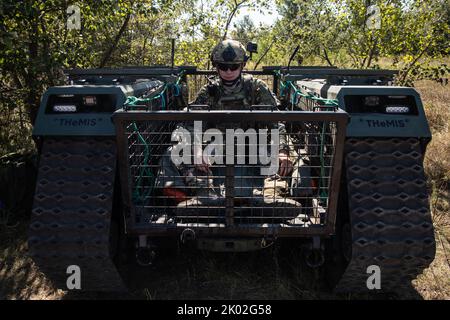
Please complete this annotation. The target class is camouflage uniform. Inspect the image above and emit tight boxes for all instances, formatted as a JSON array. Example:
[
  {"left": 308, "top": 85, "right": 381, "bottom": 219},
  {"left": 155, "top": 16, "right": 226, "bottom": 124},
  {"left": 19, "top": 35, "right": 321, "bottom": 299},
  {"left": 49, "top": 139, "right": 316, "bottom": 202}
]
[
  {"left": 192, "top": 73, "right": 289, "bottom": 147},
  {"left": 157, "top": 74, "right": 289, "bottom": 198},
  {"left": 157, "top": 40, "right": 301, "bottom": 211},
  {"left": 194, "top": 74, "right": 277, "bottom": 108}
]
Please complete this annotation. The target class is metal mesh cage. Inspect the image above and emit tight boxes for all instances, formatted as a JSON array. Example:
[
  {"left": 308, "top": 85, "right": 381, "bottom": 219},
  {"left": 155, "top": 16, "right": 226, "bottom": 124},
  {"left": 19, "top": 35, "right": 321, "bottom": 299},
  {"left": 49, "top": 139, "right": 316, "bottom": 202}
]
[{"left": 114, "top": 110, "right": 347, "bottom": 237}]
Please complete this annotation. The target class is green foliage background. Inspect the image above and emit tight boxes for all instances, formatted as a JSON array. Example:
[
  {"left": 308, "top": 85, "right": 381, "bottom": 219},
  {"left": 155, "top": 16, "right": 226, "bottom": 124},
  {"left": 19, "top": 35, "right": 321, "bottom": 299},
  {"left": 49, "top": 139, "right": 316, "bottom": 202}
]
[{"left": 0, "top": 0, "right": 449, "bottom": 156}]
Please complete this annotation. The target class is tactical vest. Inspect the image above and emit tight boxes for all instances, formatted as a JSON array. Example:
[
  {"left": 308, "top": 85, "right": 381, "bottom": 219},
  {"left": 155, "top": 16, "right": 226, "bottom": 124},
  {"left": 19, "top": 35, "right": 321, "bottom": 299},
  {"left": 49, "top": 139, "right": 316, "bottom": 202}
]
[{"left": 207, "top": 74, "right": 256, "bottom": 110}]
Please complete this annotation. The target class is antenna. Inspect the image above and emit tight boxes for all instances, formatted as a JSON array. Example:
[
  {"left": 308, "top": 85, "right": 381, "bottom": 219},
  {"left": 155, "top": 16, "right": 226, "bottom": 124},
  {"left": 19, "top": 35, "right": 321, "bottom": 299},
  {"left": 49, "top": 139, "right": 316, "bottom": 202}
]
[
  {"left": 287, "top": 45, "right": 300, "bottom": 72},
  {"left": 170, "top": 38, "right": 176, "bottom": 69}
]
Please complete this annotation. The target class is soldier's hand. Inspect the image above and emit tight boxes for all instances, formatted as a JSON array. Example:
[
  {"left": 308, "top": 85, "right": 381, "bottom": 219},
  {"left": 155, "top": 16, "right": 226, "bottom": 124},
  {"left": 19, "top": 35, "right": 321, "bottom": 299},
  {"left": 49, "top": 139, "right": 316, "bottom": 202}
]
[
  {"left": 195, "top": 163, "right": 211, "bottom": 174},
  {"left": 278, "top": 151, "right": 293, "bottom": 176},
  {"left": 194, "top": 155, "right": 212, "bottom": 174}
]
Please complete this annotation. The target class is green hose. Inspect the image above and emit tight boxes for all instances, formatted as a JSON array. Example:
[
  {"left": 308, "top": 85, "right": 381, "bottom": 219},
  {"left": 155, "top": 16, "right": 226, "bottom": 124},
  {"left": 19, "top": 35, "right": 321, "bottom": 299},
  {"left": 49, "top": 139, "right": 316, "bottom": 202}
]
[
  {"left": 281, "top": 79, "right": 333, "bottom": 204},
  {"left": 125, "top": 75, "right": 185, "bottom": 203},
  {"left": 131, "top": 122, "right": 154, "bottom": 205},
  {"left": 285, "top": 80, "right": 338, "bottom": 107},
  {"left": 124, "top": 86, "right": 167, "bottom": 110}
]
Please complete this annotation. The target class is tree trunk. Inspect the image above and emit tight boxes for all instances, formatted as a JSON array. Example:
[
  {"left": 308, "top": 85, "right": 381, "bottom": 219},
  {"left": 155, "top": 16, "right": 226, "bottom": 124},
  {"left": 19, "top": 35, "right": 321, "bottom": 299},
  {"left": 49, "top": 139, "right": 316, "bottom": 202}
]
[
  {"left": 99, "top": 12, "right": 132, "bottom": 68},
  {"left": 26, "top": 11, "right": 40, "bottom": 125},
  {"left": 222, "top": 0, "right": 248, "bottom": 40},
  {"left": 397, "top": 42, "right": 432, "bottom": 84},
  {"left": 322, "top": 48, "right": 334, "bottom": 67}
]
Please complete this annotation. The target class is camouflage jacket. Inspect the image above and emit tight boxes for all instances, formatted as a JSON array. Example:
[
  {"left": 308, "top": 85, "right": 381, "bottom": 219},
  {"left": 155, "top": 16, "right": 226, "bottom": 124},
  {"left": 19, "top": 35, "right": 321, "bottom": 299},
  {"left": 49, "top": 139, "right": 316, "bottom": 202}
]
[
  {"left": 193, "top": 74, "right": 279, "bottom": 109},
  {"left": 190, "top": 74, "right": 289, "bottom": 151}
]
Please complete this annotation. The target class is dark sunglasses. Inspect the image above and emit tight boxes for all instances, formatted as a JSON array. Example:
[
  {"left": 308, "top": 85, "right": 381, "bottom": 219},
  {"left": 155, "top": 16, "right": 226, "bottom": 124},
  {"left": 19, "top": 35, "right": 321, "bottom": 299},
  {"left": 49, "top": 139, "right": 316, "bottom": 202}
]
[{"left": 217, "top": 63, "right": 241, "bottom": 71}]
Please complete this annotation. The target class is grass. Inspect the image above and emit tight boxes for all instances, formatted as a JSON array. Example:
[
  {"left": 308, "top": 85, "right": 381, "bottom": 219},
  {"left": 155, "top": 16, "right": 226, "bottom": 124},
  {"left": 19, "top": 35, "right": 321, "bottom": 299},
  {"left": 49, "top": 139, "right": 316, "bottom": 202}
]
[
  {"left": 0, "top": 223, "right": 64, "bottom": 300},
  {"left": 1, "top": 223, "right": 440, "bottom": 300},
  {"left": 412, "top": 80, "right": 450, "bottom": 300},
  {"left": 0, "top": 80, "right": 449, "bottom": 300},
  {"left": 416, "top": 80, "right": 450, "bottom": 230},
  {"left": 0, "top": 226, "right": 413, "bottom": 300}
]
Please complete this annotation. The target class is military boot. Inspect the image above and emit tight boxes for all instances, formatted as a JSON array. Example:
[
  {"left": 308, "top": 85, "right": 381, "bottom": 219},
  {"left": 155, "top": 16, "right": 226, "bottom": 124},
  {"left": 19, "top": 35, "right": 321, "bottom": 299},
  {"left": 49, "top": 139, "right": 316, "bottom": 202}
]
[
  {"left": 252, "top": 175, "right": 301, "bottom": 206},
  {"left": 250, "top": 175, "right": 302, "bottom": 219}
]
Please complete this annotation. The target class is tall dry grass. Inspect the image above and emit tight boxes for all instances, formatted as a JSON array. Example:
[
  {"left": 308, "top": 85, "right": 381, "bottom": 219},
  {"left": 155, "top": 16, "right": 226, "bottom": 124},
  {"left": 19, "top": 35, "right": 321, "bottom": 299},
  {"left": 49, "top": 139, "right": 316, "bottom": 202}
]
[
  {"left": 412, "top": 80, "right": 450, "bottom": 300},
  {"left": 415, "top": 80, "right": 450, "bottom": 228}
]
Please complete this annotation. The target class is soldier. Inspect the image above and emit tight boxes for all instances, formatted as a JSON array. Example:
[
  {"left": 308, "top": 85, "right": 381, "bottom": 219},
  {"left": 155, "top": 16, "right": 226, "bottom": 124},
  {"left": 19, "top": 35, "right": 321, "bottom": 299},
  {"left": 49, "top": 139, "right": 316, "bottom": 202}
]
[
  {"left": 157, "top": 39, "right": 301, "bottom": 213},
  {"left": 193, "top": 39, "right": 293, "bottom": 174}
]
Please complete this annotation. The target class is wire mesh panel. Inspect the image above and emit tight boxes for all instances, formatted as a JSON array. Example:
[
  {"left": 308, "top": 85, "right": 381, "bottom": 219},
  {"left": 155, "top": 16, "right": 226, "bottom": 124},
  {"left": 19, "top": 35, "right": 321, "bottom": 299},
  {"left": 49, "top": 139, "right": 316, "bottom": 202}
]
[{"left": 114, "top": 110, "right": 348, "bottom": 237}]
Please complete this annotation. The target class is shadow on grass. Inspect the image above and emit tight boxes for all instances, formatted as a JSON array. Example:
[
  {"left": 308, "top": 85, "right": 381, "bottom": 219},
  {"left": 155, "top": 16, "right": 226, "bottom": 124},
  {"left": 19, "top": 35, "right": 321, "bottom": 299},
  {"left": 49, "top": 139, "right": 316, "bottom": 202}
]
[
  {"left": 0, "top": 221, "right": 424, "bottom": 300},
  {"left": 0, "top": 223, "right": 63, "bottom": 300},
  {"left": 62, "top": 239, "right": 423, "bottom": 300}
]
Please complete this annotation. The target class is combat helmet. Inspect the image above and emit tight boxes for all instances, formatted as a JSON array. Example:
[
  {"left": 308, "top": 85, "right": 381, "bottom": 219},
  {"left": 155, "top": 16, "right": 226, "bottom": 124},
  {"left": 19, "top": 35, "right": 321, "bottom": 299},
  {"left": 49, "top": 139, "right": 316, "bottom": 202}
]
[{"left": 210, "top": 39, "right": 248, "bottom": 65}]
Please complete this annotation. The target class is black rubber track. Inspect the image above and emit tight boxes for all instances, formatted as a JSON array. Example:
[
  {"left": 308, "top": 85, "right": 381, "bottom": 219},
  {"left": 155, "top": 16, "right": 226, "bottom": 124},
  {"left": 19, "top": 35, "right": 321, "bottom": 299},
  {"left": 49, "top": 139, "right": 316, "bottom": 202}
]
[
  {"left": 335, "top": 138, "right": 436, "bottom": 292},
  {"left": 29, "top": 138, "right": 125, "bottom": 291}
]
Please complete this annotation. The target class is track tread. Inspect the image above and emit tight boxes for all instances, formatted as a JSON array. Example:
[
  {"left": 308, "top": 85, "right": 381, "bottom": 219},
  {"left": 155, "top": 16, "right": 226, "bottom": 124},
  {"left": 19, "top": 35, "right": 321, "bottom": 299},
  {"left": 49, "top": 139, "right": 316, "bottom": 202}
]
[
  {"left": 29, "top": 138, "right": 125, "bottom": 291},
  {"left": 336, "top": 138, "right": 436, "bottom": 292}
]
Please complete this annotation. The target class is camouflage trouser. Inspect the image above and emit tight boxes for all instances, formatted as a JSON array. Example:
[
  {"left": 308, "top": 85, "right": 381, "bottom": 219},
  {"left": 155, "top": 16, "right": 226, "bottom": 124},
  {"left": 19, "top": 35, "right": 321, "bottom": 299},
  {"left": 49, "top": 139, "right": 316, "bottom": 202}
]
[
  {"left": 156, "top": 147, "right": 302, "bottom": 200},
  {"left": 156, "top": 149, "right": 265, "bottom": 198},
  {"left": 255, "top": 175, "right": 291, "bottom": 198},
  {"left": 156, "top": 148, "right": 213, "bottom": 195},
  {"left": 255, "top": 146, "right": 301, "bottom": 199}
]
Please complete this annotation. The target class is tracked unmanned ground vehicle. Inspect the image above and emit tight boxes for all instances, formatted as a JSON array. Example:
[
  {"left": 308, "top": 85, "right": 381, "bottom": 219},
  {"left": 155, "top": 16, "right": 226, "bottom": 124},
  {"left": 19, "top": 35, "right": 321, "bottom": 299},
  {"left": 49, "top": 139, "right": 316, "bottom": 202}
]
[{"left": 29, "top": 66, "right": 435, "bottom": 292}]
